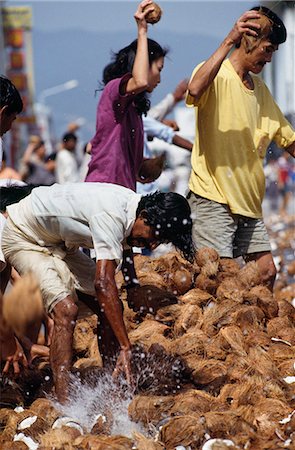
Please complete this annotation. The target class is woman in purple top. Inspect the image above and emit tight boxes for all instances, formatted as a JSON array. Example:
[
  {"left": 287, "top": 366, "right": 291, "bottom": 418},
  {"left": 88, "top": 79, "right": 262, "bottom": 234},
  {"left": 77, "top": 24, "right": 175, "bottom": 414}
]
[{"left": 85, "top": 0, "right": 167, "bottom": 191}]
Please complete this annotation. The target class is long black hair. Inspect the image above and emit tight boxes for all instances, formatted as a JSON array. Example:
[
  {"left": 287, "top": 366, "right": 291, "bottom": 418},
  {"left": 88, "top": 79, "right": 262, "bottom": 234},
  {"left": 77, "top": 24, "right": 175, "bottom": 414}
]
[
  {"left": 102, "top": 38, "right": 168, "bottom": 115},
  {"left": 137, "top": 191, "right": 195, "bottom": 262}
]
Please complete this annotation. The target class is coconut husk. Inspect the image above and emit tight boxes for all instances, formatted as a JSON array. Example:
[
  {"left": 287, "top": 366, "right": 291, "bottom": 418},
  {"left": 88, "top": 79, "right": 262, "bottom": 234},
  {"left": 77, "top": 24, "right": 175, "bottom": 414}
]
[
  {"left": 203, "top": 335, "right": 228, "bottom": 360},
  {"left": 133, "top": 253, "right": 152, "bottom": 272},
  {"left": 244, "top": 285, "right": 279, "bottom": 319},
  {"left": 216, "top": 258, "right": 241, "bottom": 283},
  {"left": 2, "top": 273, "right": 44, "bottom": 336},
  {"left": 180, "top": 288, "right": 214, "bottom": 308},
  {"left": 39, "top": 427, "right": 82, "bottom": 449},
  {"left": 287, "top": 260, "right": 295, "bottom": 276},
  {"left": 218, "top": 325, "right": 248, "bottom": 357},
  {"left": 189, "top": 359, "right": 228, "bottom": 392},
  {"left": 252, "top": 398, "right": 293, "bottom": 437},
  {"left": 0, "top": 378, "right": 24, "bottom": 409},
  {"left": 29, "top": 398, "right": 60, "bottom": 426},
  {"left": 90, "top": 412, "right": 113, "bottom": 435},
  {"left": 267, "top": 316, "right": 295, "bottom": 345},
  {"left": 128, "top": 395, "right": 175, "bottom": 425},
  {"left": 243, "top": 329, "right": 271, "bottom": 349},
  {"left": 277, "top": 359, "right": 295, "bottom": 377},
  {"left": 241, "top": 13, "right": 273, "bottom": 54},
  {"left": 195, "top": 247, "right": 220, "bottom": 276},
  {"left": 173, "top": 303, "right": 203, "bottom": 336},
  {"left": 268, "top": 341, "right": 295, "bottom": 362},
  {"left": 16, "top": 415, "right": 49, "bottom": 441},
  {"left": 158, "top": 415, "right": 205, "bottom": 449},
  {"left": 203, "top": 410, "right": 256, "bottom": 438},
  {"left": 195, "top": 273, "right": 218, "bottom": 295},
  {"left": 167, "top": 267, "right": 193, "bottom": 295},
  {"left": 216, "top": 278, "right": 245, "bottom": 303},
  {"left": 170, "top": 389, "right": 224, "bottom": 416},
  {"left": 168, "top": 328, "right": 207, "bottom": 358},
  {"left": 230, "top": 305, "right": 265, "bottom": 332},
  {"left": 200, "top": 300, "right": 241, "bottom": 337},
  {"left": 138, "top": 153, "right": 165, "bottom": 180},
  {"left": 133, "top": 432, "right": 165, "bottom": 449},
  {"left": 74, "top": 434, "right": 134, "bottom": 449},
  {"left": 73, "top": 316, "right": 97, "bottom": 356},
  {"left": 1, "top": 442, "right": 29, "bottom": 450},
  {"left": 275, "top": 284, "right": 295, "bottom": 303},
  {"left": 238, "top": 261, "right": 262, "bottom": 289},
  {"left": 143, "top": 2, "right": 162, "bottom": 25},
  {"left": 128, "top": 319, "right": 170, "bottom": 350},
  {"left": 73, "top": 357, "right": 102, "bottom": 370},
  {"left": 154, "top": 303, "right": 182, "bottom": 325},
  {"left": 136, "top": 271, "right": 167, "bottom": 290},
  {"left": 277, "top": 299, "right": 295, "bottom": 321}
]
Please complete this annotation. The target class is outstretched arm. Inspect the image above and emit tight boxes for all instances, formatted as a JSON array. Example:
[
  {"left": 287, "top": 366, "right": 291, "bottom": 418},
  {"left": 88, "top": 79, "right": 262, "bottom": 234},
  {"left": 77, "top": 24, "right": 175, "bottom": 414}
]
[{"left": 188, "top": 10, "right": 261, "bottom": 101}]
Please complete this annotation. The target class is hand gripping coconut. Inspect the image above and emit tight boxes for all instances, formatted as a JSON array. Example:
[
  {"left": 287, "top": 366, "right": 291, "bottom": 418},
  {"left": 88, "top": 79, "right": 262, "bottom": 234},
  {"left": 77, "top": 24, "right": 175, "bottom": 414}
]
[{"left": 143, "top": 2, "right": 162, "bottom": 24}]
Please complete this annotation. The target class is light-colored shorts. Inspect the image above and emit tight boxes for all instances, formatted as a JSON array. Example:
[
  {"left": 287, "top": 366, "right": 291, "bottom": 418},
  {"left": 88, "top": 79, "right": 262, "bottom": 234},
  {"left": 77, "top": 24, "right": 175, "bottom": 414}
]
[
  {"left": 2, "top": 217, "right": 96, "bottom": 314},
  {"left": 187, "top": 192, "right": 271, "bottom": 258}
]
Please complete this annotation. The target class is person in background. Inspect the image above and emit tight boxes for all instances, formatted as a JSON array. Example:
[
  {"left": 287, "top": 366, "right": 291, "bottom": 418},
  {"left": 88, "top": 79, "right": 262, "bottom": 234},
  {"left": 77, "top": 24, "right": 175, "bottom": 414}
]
[
  {"left": 55, "top": 132, "right": 79, "bottom": 184},
  {"left": 85, "top": 0, "right": 168, "bottom": 191},
  {"left": 277, "top": 151, "right": 294, "bottom": 215},
  {"left": 186, "top": 6, "right": 295, "bottom": 291},
  {"left": 0, "top": 151, "right": 22, "bottom": 181},
  {"left": 21, "top": 140, "right": 56, "bottom": 186}
]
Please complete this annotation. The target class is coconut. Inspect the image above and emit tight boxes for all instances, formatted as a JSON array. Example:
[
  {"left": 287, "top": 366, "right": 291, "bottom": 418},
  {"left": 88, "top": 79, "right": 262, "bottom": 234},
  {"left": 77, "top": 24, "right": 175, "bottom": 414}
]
[
  {"left": 287, "top": 260, "right": 295, "bottom": 276},
  {"left": 268, "top": 341, "right": 295, "bottom": 363},
  {"left": 216, "top": 278, "right": 245, "bottom": 303},
  {"left": 128, "top": 319, "right": 170, "bottom": 350},
  {"left": 230, "top": 305, "right": 265, "bottom": 332},
  {"left": 200, "top": 300, "right": 241, "bottom": 337},
  {"left": 136, "top": 271, "right": 167, "bottom": 290},
  {"left": 171, "top": 389, "right": 224, "bottom": 416},
  {"left": 2, "top": 273, "right": 43, "bottom": 336},
  {"left": 154, "top": 303, "right": 182, "bottom": 325},
  {"left": 180, "top": 288, "right": 214, "bottom": 308},
  {"left": 238, "top": 261, "right": 262, "bottom": 288},
  {"left": 74, "top": 435, "right": 134, "bottom": 449},
  {"left": 2, "top": 442, "right": 29, "bottom": 450},
  {"left": 90, "top": 412, "right": 112, "bottom": 435},
  {"left": 277, "top": 359, "right": 295, "bottom": 377},
  {"left": 189, "top": 359, "right": 228, "bottom": 391},
  {"left": 133, "top": 253, "right": 152, "bottom": 272},
  {"left": 195, "top": 273, "right": 218, "bottom": 295},
  {"left": 138, "top": 153, "right": 165, "bottom": 180},
  {"left": 168, "top": 328, "right": 207, "bottom": 358},
  {"left": 133, "top": 432, "right": 165, "bottom": 449},
  {"left": 267, "top": 316, "right": 295, "bottom": 345},
  {"left": 252, "top": 398, "right": 293, "bottom": 437},
  {"left": 30, "top": 398, "right": 60, "bottom": 426},
  {"left": 158, "top": 415, "right": 205, "bottom": 449},
  {"left": 39, "top": 427, "right": 82, "bottom": 449},
  {"left": 216, "top": 258, "right": 241, "bottom": 282},
  {"left": 218, "top": 325, "right": 248, "bottom": 357},
  {"left": 244, "top": 285, "right": 279, "bottom": 319},
  {"left": 168, "top": 268, "right": 193, "bottom": 295},
  {"left": 277, "top": 299, "right": 295, "bottom": 321},
  {"left": 73, "top": 316, "right": 97, "bottom": 356},
  {"left": 173, "top": 303, "right": 203, "bottom": 335},
  {"left": 195, "top": 247, "right": 220, "bottom": 276},
  {"left": 243, "top": 329, "right": 271, "bottom": 349},
  {"left": 203, "top": 410, "right": 254, "bottom": 439},
  {"left": 128, "top": 395, "right": 175, "bottom": 425}
]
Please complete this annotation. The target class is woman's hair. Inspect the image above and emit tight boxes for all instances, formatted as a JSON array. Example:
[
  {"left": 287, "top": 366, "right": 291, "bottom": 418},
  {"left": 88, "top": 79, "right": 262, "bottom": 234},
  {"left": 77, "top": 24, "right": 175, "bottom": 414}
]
[
  {"left": 0, "top": 75, "right": 23, "bottom": 115},
  {"left": 102, "top": 39, "right": 168, "bottom": 115},
  {"left": 136, "top": 191, "right": 196, "bottom": 262}
]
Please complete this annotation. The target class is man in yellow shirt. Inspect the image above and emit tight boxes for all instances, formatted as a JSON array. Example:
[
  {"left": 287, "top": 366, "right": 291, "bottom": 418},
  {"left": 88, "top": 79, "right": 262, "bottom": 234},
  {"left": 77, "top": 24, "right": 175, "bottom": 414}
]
[{"left": 186, "top": 6, "right": 295, "bottom": 290}]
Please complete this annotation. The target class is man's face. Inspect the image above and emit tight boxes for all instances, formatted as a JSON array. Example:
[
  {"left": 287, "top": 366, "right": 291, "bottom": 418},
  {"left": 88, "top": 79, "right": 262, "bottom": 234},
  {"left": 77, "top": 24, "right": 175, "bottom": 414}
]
[
  {"left": 247, "top": 40, "right": 278, "bottom": 74},
  {"left": 0, "top": 107, "right": 17, "bottom": 136},
  {"left": 127, "top": 216, "right": 161, "bottom": 251}
]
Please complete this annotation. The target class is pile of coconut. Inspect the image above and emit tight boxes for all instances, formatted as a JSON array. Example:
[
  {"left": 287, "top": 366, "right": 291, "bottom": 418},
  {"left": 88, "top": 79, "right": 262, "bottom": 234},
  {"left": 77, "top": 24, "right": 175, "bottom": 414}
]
[{"left": 0, "top": 219, "right": 294, "bottom": 449}]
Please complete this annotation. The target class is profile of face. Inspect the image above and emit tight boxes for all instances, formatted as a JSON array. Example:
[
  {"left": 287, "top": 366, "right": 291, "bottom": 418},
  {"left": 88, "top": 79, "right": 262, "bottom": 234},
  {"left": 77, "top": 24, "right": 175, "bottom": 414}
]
[
  {"left": 127, "top": 214, "right": 161, "bottom": 250},
  {"left": 246, "top": 39, "right": 278, "bottom": 74},
  {"left": 0, "top": 106, "right": 17, "bottom": 136},
  {"left": 64, "top": 138, "right": 77, "bottom": 151},
  {"left": 146, "top": 56, "right": 164, "bottom": 93}
]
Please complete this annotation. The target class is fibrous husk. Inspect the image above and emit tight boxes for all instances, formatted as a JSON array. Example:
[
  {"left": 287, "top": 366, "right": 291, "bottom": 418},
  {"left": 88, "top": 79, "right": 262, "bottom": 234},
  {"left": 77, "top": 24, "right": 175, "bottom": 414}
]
[
  {"left": 252, "top": 398, "right": 293, "bottom": 437},
  {"left": 90, "top": 412, "right": 113, "bottom": 435},
  {"left": 243, "top": 329, "right": 271, "bottom": 349},
  {"left": 180, "top": 288, "right": 214, "bottom": 308},
  {"left": 74, "top": 434, "right": 134, "bottom": 449},
  {"left": 216, "top": 258, "right": 241, "bottom": 282},
  {"left": 277, "top": 359, "right": 295, "bottom": 377},
  {"left": 0, "top": 378, "right": 24, "bottom": 409},
  {"left": 170, "top": 389, "right": 224, "bottom": 416},
  {"left": 39, "top": 427, "right": 83, "bottom": 449},
  {"left": 287, "top": 260, "right": 295, "bottom": 276},
  {"left": 138, "top": 153, "right": 165, "bottom": 180},
  {"left": 168, "top": 328, "right": 207, "bottom": 358},
  {"left": 73, "top": 316, "right": 97, "bottom": 356},
  {"left": 73, "top": 356, "right": 102, "bottom": 370},
  {"left": 230, "top": 305, "right": 265, "bottom": 332},
  {"left": 158, "top": 415, "right": 205, "bottom": 449},
  {"left": 195, "top": 247, "right": 220, "bottom": 277},
  {"left": 154, "top": 303, "right": 182, "bottom": 325},
  {"left": 195, "top": 273, "right": 218, "bottom": 295},
  {"left": 267, "top": 316, "right": 295, "bottom": 345},
  {"left": 189, "top": 359, "right": 228, "bottom": 391},
  {"left": 29, "top": 398, "right": 60, "bottom": 426},
  {"left": 173, "top": 303, "right": 203, "bottom": 336},
  {"left": 216, "top": 278, "right": 245, "bottom": 303},
  {"left": 1, "top": 442, "right": 29, "bottom": 450},
  {"left": 238, "top": 261, "right": 262, "bottom": 289},
  {"left": 133, "top": 432, "right": 164, "bottom": 449},
  {"left": 15, "top": 415, "right": 49, "bottom": 441},
  {"left": 277, "top": 299, "right": 295, "bottom": 321},
  {"left": 218, "top": 325, "right": 248, "bottom": 357},
  {"left": 244, "top": 285, "right": 279, "bottom": 319},
  {"left": 133, "top": 254, "right": 152, "bottom": 272},
  {"left": 128, "top": 319, "right": 170, "bottom": 350},
  {"left": 136, "top": 271, "right": 167, "bottom": 290},
  {"left": 2, "top": 273, "right": 44, "bottom": 336},
  {"left": 200, "top": 300, "right": 241, "bottom": 337},
  {"left": 203, "top": 410, "right": 255, "bottom": 438},
  {"left": 166, "top": 268, "right": 193, "bottom": 295},
  {"left": 128, "top": 395, "right": 175, "bottom": 425},
  {"left": 268, "top": 341, "right": 295, "bottom": 363}
]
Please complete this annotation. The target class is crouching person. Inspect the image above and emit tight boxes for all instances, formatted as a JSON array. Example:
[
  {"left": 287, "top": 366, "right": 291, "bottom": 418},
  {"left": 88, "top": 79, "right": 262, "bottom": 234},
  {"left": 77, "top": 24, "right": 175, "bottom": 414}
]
[{"left": 1, "top": 182, "right": 194, "bottom": 402}]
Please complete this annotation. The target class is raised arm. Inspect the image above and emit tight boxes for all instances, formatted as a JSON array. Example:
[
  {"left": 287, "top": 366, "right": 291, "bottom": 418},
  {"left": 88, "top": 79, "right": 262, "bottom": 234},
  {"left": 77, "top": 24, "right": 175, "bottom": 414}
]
[
  {"left": 188, "top": 10, "right": 261, "bottom": 101},
  {"left": 124, "top": 0, "right": 154, "bottom": 95}
]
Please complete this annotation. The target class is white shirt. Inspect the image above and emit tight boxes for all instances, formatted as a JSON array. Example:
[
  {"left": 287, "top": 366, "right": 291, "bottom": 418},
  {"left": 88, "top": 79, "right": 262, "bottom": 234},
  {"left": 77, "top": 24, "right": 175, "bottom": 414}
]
[
  {"left": 0, "top": 213, "right": 7, "bottom": 269},
  {"left": 55, "top": 148, "right": 79, "bottom": 184},
  {"left": 7, "top": 183, "right": 141, "bottom": 266}
]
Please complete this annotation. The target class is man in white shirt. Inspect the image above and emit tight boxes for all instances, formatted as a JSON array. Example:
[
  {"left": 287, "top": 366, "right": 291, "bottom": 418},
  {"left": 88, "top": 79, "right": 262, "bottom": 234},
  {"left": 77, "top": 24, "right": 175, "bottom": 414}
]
[
  {"left": 55, "top": 132, "right": 79, "bottom": 184},
  {"left": 1, "top": 182, "right": 194, "bottom": 402}
]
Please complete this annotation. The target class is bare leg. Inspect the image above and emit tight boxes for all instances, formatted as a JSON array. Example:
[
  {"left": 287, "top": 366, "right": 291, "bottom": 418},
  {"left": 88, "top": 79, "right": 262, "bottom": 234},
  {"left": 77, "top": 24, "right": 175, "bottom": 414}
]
[
  {"left": 244, "top": 251, "right": 277, "bottom": 291},
  {"left": 50, "top": 296, "right": 78, "bottom": 403}
]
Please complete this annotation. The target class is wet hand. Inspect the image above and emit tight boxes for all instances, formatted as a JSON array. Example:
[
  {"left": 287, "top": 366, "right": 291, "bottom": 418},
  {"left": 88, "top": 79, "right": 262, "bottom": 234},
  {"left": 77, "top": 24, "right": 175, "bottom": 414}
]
[
  {"left": 134, "top": 0, "right": 154, "bottom": 30},
  {"left": 2, "top": 338, "right": 28, "bottom": 376},
  {"left": 228, "top": 11, "right": 261, "bottom": 45},
  {"left": 112, "top": 347, "right": 135, "bottom": 389}
]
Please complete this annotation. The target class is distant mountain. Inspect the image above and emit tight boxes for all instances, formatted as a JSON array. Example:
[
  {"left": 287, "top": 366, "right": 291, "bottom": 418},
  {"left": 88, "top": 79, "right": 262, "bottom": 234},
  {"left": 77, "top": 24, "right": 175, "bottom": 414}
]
[{"left": 32, "top": 29, "right": 219, "bottom": 141}]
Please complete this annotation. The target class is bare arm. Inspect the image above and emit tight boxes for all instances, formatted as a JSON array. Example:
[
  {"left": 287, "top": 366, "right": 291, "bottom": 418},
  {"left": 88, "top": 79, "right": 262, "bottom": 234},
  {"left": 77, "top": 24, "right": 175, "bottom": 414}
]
[
  {"left": 124, "top": 0, "right": 154, "bottom": 95},
  {"left": 188, "top": 11, "right": 261, "bottom": 101},
  {"left": 172, "top": 134, "right": 193, "bottom": 152}
]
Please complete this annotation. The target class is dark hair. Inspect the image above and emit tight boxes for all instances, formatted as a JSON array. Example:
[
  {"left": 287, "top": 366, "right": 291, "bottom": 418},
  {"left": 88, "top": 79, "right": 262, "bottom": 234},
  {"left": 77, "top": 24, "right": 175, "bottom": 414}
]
[
  {"left": 102, "top": 39, "right": 168, "bottom": 115},
  {"left": 0, "top": 75, "right": 23, "bottom": 115},
  {"left": 0, "top": 184, "right": 37, "bottom": 212},
  {"left": 251, "top": 6, "right": 287, "bottom": 44},
  {"left": 62, "top": 132, "right": 77, "bottom": 143},
  {"left": 33, "top": 140, "right": 45, "bottom": 152},
  {"left": 137, "top": 191, "right": 195, "bottom": 262}
]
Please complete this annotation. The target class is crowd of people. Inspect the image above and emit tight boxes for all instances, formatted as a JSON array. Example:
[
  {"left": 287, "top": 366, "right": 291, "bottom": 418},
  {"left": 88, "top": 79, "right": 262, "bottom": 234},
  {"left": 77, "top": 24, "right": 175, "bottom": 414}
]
[{"left": 0, "top": 1, "right": 294, "bottom": 403}]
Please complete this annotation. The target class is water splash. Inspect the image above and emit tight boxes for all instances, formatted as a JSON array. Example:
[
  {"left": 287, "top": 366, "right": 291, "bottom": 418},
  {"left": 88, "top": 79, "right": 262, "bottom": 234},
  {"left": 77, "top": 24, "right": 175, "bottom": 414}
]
[{"left": 52, "top": 372, "right": 144, "bottom": 436}]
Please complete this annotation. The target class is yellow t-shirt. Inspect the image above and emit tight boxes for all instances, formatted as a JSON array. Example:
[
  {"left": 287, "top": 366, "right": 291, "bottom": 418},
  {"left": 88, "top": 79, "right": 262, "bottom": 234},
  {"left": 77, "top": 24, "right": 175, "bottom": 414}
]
[{"left": 186, "top": 59, "right": 295, "bottom": 218}]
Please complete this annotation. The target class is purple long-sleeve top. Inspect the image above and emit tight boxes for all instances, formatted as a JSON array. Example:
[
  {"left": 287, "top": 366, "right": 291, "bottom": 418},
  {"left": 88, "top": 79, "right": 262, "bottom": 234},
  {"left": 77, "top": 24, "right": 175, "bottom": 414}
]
[{"left": 85, "top": 73, "right": 144, "bottom": 191}]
